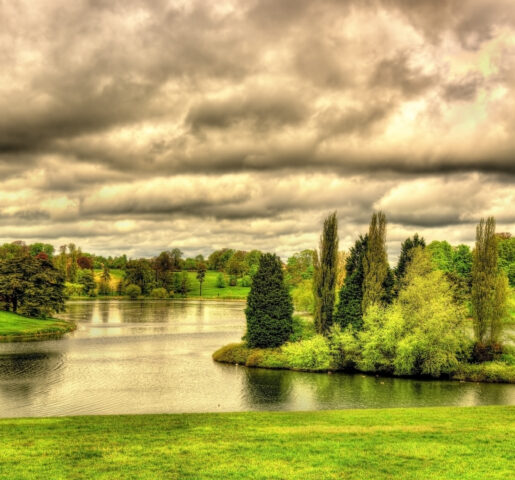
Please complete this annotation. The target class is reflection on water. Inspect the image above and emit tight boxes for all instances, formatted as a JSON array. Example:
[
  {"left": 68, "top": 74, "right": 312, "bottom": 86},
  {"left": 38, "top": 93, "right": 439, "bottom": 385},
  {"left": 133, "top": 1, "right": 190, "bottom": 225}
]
[{"left": 0, "top": 299, "right": 513, "bottom": 418}]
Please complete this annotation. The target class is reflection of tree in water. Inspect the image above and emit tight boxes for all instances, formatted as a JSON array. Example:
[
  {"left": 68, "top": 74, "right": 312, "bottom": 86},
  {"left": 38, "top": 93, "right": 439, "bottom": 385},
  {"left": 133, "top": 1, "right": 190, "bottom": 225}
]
[
  {"left": 295, "top": 371, "right": 514, "bottom": 409},
  {"left": 243, "top": 368, "right": 292, "bottom": 407},
  {"left": 0, "top": 352, "right": 64, "bottom": 408}
]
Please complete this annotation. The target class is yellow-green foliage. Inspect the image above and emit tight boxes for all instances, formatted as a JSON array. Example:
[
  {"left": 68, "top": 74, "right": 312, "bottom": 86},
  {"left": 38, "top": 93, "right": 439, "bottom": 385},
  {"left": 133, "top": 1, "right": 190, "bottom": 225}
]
[
  {"left": 282, "top": 335, "right": 331, "bottom": 370},
  {"left": 212, "top": 343, "right": 251, "bottom": 364},
  {"left": 452, "top": 362, "right": 515, "bottom": 383},
  {"left": 328, "top": 325, "right": 360, "bottom": 370}
]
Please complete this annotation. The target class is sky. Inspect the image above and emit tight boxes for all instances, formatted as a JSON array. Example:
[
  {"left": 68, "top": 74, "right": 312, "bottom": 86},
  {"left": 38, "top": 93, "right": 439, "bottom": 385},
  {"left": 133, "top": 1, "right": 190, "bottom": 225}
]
[{"left": 1, "top": 0, "right": 514, "bottom": 260}]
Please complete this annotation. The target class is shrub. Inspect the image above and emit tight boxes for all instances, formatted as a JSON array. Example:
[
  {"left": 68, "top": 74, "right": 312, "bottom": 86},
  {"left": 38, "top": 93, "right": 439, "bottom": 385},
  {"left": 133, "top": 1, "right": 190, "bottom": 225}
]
[
  {"left": 126, "top": 284, "right": 141, "bottom": 299},
  {"left": 358, "top": 259, "right": 469, "bottom": 377},
  {"left": 282, "top": 335, "right": 331, "bottom": 370},
  {"left": 288, "top": 315, "right": 315, "bottom": 343},
  {"left": 150, "top": 287, "right": 168, "bottom": 299},
  {"left": 452, "top": 362, "right": 515, "bottom": 383},
  {"left": 328, "top": 324, "right": 360, "bottom": 370},
  {"left": 291, "top": 279, "right": 314, "bottom": 313},
  {"left": 64, "top": 282, "right": 84, "bottom": 297},
  {"left": 241, "top": 275, "right": 252, "bottom": 287},
  {"left": 245, "top": 253, "right": 293, "bottom": 348},
  {"left": 229, "top": 275, "right": 237, "bottom": 286},
  {"left": 216, "top": 273, "right": 226, "bottom": 288},
  {"left": 212, "top": 343, "right": 251, "bottom": 364}
]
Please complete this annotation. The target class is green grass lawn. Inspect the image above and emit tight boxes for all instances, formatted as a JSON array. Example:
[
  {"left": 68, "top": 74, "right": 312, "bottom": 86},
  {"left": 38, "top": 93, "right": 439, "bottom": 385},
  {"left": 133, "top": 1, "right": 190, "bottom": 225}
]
[
  {"left": 186, "top": 270, "right": 250, "bottom": 299},
  {"left": 0, "top": 310, "right": 75, "bottom": 341},
  {"left": 0, "top": 406, "right": 513, "bottom": 479}
]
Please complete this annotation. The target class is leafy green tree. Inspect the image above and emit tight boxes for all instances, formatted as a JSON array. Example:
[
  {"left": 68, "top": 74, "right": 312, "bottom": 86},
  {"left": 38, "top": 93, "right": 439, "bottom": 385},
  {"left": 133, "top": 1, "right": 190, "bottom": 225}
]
[
  {"left": 124, "top": 259, "right": 155, "bottom": 294},
  {"left": 208, "top": 248, "right": 235, "bottom": 271},
  {"left": 154, "top": 251, "right": 173, "bottom": 285},
  {"left": 246, "top": 253, "right": 293, "bottom": 348},
  {"left": 216, "top": 272, "right": 226, "bottom": 288},
  {"left": 67, "top": 243, "right": 78, "bottom": 283},
  {"left": 98, "top": 264, "right": 111, "bottom": 295},
  {"left": 359, "top": 248, "right": 468, "bottom": 377},
  {"left": 29, "top": 243, "right": 55, "bottom": 258},
  {"left": 227, "top": 250, "right": 247, "bottom": 277},
  {"left": 427, "top": 240, "right": 454, "bottom": 272},
  {"left": 362, "top": 212, "right": 389, "bottom": 314},
  {"left": 78, "top": 269, "right": 96, "bottom": 297},
  {"left": 0, "top": 254, "right": 66, "bottom": 317},
  {"left": 497, "top": 234, "right": 515, "bottom": 286},
  {"left": 126, "top": 284, "right": 141, "bottom": 299},
  {"left": 244, "top": 250, "right": 262, "bottom": 277},
  {"left": 313, "top": 212, "right": 339, "bottom": 335},
  {"left": 173, "top": 271, "right": 190, "bottom": 296},
  {"left": 291, "top": 279, "right": 314, "bottom": 313},
  {"left": 285, "top": 249, "right": 314, "bottom": 287},
  {"left": 471, "top": 217, "right": 508, "bottom": 347},
  {"left": 196, "top": 262, "right": 207, "bottom": 296},
  {"left": 170, "top": 248, "right": 184, "bottom": 270}
]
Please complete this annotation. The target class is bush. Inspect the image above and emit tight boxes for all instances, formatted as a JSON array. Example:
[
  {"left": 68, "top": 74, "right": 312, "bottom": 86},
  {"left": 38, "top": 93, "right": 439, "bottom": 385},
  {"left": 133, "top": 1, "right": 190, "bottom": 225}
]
[
  {"left": 126, "top": 284, "right": 141, "bottom": 299},
  {"left": 241, "top": 275, "right": 252, "bottom": 287},
  {"left": 328, "top": 324, "right": 360, "bottom": 370},
  {"left": 282, "top": 335, "right": 331, "bottom": 370},
  {"left": 452, "top": 362, "right": 515, "bottom": 383},
  {"left": 150, "top": 287, "right": 168, "bottom": 299},
  {"left": 64, "top": 282, "right": 84, "bottom": 297},
  {"left": 246, "top": 253, "right": 293, "bottom": 348},
  {"left": 229, "top": 275, "right": 237, "bottom": 286},
  {"left": 288, "top": 315, "right": 315, "bottom": 343},
  {"left": 291, "top": 279, "right": 314, "bottom": 313},
  {"left": 216, "top": 273, "right": 226, "bottom": 288},
  {"left": 358, "top": 264, "right": 469, "bottom": 377}
]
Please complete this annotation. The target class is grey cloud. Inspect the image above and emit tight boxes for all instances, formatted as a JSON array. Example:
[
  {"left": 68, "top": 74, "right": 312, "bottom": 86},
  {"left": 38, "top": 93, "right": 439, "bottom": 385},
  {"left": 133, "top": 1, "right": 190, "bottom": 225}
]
[{"left": 443, "top": 73, "right": 483, "bottom": 102}]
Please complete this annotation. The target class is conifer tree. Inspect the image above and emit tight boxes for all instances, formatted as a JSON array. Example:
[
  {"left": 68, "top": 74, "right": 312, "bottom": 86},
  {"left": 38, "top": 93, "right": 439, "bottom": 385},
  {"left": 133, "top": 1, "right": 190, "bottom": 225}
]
[
  {"left": 313, "top": 212, "right": 339, "bottom": 335},
  {"left": 246, "top": 253, "right": 293, "bottom": 348},
  {"left": 335, "top": 235, "right": 368, "bottom": 330},
  {"left": 394, "top": 233, "right": 425, "bottom": 294},
  {"left": 471, "top": 217, "right": 508, "bottom": 346},
  {"left": 362, "top": 211, "right": 389, "bottom": 314}
]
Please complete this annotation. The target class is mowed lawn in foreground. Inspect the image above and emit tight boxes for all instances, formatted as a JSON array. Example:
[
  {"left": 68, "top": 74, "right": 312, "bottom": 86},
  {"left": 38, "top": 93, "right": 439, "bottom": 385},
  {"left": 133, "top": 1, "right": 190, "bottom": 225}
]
[{"left": 0, "top": 406, "right": 513, "bottom": 479}]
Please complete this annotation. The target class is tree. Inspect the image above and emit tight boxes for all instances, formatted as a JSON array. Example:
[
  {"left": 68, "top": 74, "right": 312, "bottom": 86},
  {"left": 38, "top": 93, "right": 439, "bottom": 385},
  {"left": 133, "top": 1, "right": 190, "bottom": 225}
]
[
  {"left": 227, "top": 250, "right": 247, "bottom": 277},
  {"left": 0, "top": 254, "right": 66, "bottom": 318},
  {"left": 359, "top": 249, "right": 468, "bottom": 378},
  {"left": 77, "top": 255, "right": 93, "bottom": 270},
  {"left": 124, "top": 259, "right": 154, "bottom": 294},
  {"left": 427, "top": 240, "right": 454, "bottom": 272},
  {"left": 362, "top": 211, "right": 389, "bottom": 314},
  {"left": 313, "top": 212, "right": 339, "bottom": 335},
  {"left": 196, "top": 262, "right": 207, "bottom": 296},
  {"left": 245, "top": 253, "right": 293, "bottom": 348},
  {"left": 208, "top": 248, "right": 234, "bottom": 271},
  {"left": 335, "top": 235, "right": 367, "bottom": 330},
  {"left": 471, "top": 217, "right": 508, "bottom": 348},
  {"left": 216, "top": 272, "right": 226, "bottom": 288},
  {"left": 78, "top": 269, "right": 96, "bottom": 297},
  {"left": 29, "top": 243, "right": 55, "bottom": 258},
  {"left": 98, "top": 264, "right": 111, "bottom": 295},
  {"left": 497, "top": 234, "right": 515, "bottom": 286},
  {"left": 394, "top": 234, "right": 425, "bottom": 292},
  {"left": 67, "top": 243, "right": 78, "bottom": 283}
]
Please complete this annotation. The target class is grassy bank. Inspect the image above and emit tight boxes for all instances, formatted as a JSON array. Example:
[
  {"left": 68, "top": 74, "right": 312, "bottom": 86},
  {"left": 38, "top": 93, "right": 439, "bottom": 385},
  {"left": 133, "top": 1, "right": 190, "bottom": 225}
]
[
  {"left": 213, "top": 341, "right": 515, "bottom": 383},
  {"left": 0, "top": 311, "right": 75, "bottom": 342},
  {"left": 0, "top": 407, "right": 513, "bottom": 479}
]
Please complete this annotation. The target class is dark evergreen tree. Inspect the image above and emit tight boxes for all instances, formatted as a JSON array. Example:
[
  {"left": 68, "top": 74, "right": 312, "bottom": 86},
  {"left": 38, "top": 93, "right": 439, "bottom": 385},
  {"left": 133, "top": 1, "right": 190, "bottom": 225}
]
[
  {"left": 313, "top": 212, "right": 339, "bottom": 335},
  {"left": 245, "top": 253, "right": 293, "bottom": 348},
  {"left": 0, "top": 254, "right": 66, "bottom": 317},
  {"left": 335, "top": 235, "right": 367, "bottom": 329},
  {"left": 394, "top": 233, "right": 425, "bottom": 294}
]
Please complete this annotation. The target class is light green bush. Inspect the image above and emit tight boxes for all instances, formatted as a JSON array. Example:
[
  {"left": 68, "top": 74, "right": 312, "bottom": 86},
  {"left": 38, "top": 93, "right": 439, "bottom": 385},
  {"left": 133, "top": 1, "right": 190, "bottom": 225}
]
[
  {"left": 126, "top": 284, "right": 141, "bottom": 299},
  {"left": 291, "top": 279, "right": 314, "bottom": 313},
  {"left": 150, "top": 287, "right": 168, "bottom": 299},
  {"left": 328, "top": 324, "right": 360, "bottom": 370},
  {"left": 282, "top": 335, "right": 331, "bottom": 370}
]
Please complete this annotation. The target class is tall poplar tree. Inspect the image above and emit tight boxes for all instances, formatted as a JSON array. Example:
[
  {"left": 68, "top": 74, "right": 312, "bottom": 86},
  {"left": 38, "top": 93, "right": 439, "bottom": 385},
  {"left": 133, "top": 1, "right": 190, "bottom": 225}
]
[
  {"left": 313, "top": 212, "right": 339, "bottom": 335},
  {"left": 362, "top": 211, "right": 389, "bottom": 314},
  {"left": 471, "top": 217, "right": 508, "bottom": 346}
]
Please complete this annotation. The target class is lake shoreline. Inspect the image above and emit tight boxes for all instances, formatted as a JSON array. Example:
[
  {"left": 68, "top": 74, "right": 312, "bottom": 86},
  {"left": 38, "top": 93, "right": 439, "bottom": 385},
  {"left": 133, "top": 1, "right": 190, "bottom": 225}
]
[
  {"left": 0, "top": 312, "right": 76, "bottom": 343},
  {"left": 0, "top": 406, "right": 513, "bottom": 479},
  {"left": 213, "top": 341, "right": 515, "bottom": 384}
]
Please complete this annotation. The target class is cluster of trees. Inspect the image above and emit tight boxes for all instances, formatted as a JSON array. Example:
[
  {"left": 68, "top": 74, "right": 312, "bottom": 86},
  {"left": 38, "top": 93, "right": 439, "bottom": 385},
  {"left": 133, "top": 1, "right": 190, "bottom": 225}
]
[
  {"left": 245, "top": 212, "right": 511, "bottom": 375},
  {"left": 0, "top": 242, "right": 66, "bottom": 318}
]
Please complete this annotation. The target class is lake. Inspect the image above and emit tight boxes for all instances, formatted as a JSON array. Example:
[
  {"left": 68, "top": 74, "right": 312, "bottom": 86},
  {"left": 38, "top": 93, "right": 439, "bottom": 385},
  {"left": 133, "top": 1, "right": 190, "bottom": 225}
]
[{"left": 0, "top": 299, "right": 513, "bottom": 418}]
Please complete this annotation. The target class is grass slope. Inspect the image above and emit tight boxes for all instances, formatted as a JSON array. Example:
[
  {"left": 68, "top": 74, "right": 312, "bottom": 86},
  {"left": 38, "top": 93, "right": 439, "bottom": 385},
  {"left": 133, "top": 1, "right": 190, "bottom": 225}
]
[
  {"left": 0, "top": 311, "right": 75, "bottom": 341},
  {"left": 0, "top": 407, "right": 513, "bottom": 479},
  {"left": 186, "top": 270, "right": 250, "bottom": 299}
]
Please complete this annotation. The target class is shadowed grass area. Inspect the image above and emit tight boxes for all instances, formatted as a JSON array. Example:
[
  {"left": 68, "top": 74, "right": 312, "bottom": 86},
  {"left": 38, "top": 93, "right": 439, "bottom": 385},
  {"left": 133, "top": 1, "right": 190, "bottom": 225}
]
[
  {"left": 0, "top": 406, "right": 513, "bottom": 479},
  {"left": 0, "top": 311, "right": 75, "bottom": 342}
]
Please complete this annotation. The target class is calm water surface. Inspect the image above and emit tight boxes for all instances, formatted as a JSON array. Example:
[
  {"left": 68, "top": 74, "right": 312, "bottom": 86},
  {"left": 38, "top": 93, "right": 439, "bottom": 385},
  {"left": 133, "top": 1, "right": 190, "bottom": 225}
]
[{"left": 0, "top": 299, "right": 513, "bottom": 418}]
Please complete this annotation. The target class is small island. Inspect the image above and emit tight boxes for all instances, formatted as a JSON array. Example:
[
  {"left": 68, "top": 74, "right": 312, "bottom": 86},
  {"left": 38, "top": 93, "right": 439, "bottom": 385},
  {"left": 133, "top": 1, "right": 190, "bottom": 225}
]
[{"left": 214, "top": 213, "right": 515, "bottom": 384}]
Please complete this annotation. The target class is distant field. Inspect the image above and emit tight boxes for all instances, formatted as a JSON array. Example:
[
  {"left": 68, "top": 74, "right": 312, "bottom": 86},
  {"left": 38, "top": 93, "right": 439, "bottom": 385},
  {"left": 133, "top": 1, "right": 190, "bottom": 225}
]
[
  {"left": 186, "top": 270, "right": 250, "bottom": 299},
  {"left": 0, "top": 311, "right": 75, "bottom": 341},
  {"left": 0, "top": 406, "right": 513, "bottom": 479},
  {"left": 93, "top": 268, "right": 124, "bottom": 291}
]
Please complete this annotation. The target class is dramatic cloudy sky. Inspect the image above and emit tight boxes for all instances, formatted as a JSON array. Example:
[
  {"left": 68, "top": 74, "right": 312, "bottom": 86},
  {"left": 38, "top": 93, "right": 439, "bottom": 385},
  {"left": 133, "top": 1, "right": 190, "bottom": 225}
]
[{"left": 1, "top": 0, "right": 514, "bottom": 260}]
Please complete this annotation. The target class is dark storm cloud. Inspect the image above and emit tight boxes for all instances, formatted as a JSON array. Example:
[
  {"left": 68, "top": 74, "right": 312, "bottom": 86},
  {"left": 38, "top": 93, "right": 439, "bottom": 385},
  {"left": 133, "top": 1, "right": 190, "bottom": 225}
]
[{"left": 0, "top": 0, "right": 514, "bottom": 256}]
